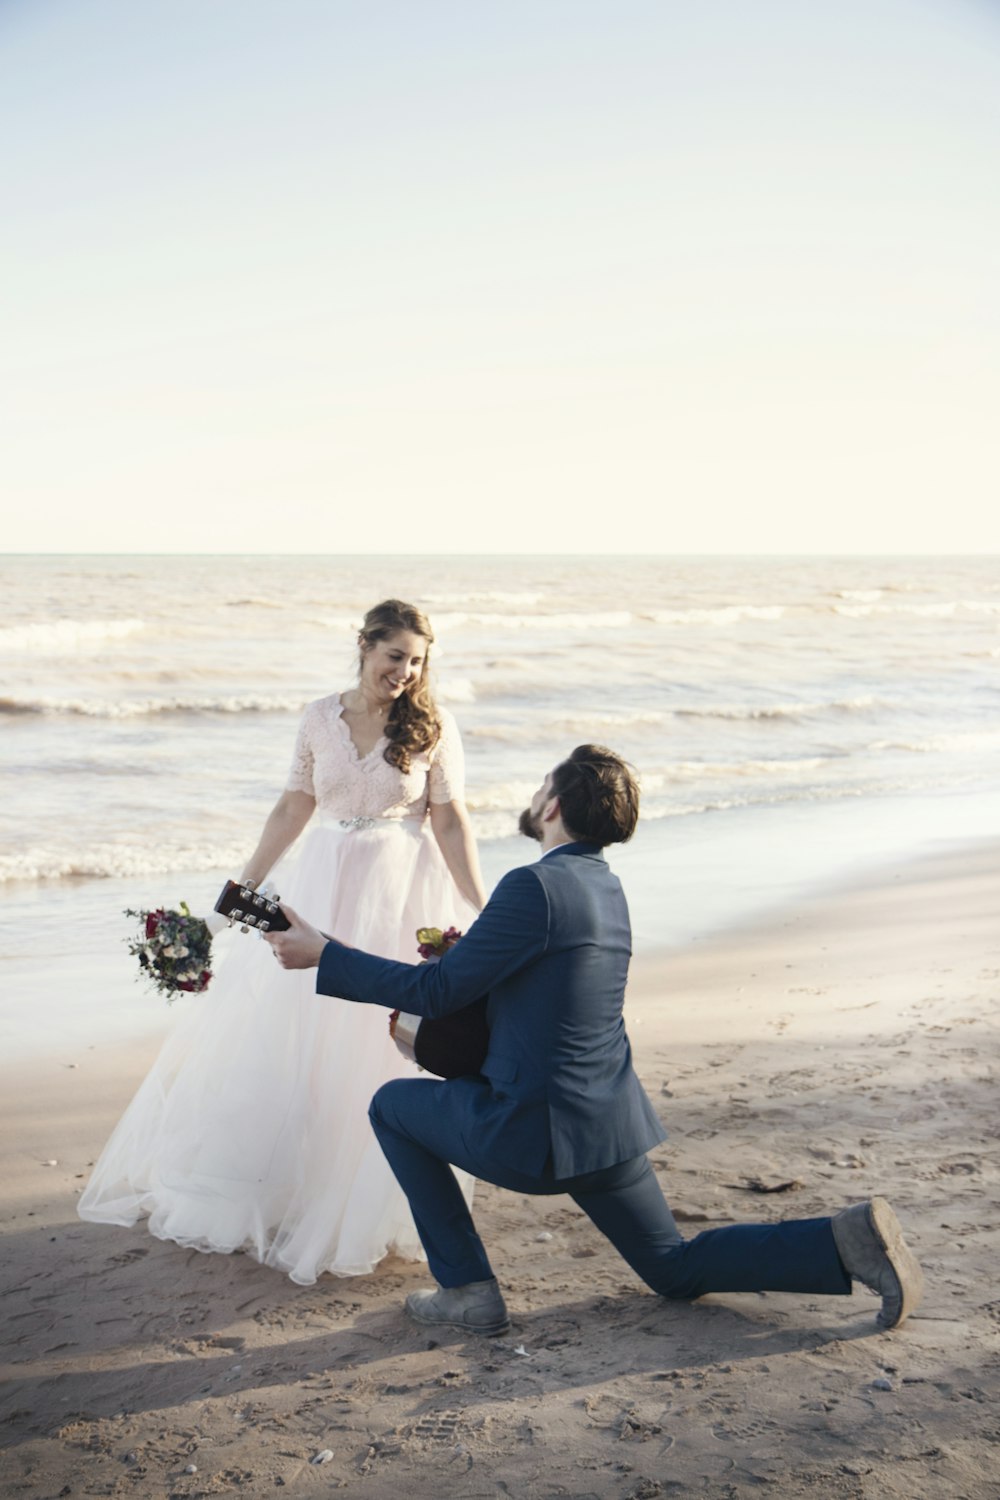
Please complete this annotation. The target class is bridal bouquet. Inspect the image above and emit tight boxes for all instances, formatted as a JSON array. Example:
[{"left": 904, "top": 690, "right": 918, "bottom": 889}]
[{"left": 124, "top": 902, "right": 213, "bottom": 1000}]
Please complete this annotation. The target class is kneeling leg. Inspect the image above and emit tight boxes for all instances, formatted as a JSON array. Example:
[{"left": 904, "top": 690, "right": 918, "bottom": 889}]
[{"left": 570, "top": 1157, "right": 850, "bottom": 1299}]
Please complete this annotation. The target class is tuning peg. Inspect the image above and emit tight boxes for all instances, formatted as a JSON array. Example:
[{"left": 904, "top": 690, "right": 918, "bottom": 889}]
[{"left": 259, "top": 920, "right": 271, "bottom": 933}]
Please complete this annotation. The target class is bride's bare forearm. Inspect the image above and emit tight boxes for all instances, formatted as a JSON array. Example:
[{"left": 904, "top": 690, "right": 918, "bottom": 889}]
[
  {"left": 240, "top": 791, "right": 315, "bottom": 886},
  {"left": 429, "top": 800, "right": 487, "bottom": 911}
]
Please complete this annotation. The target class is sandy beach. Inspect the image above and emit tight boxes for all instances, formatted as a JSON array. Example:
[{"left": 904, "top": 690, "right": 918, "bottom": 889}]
[{"left": 2, "top": 839, "right": 998, "bottom": 1499}]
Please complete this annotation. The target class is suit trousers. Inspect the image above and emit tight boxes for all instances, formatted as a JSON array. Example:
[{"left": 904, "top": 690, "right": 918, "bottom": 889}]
[{"left": 369, "top": 1077, "right": 851, "bottom": 1299}]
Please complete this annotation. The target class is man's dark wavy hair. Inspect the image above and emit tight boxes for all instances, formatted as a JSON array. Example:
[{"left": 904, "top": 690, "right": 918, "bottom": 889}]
[{"left": 550, "top": 744, "right": 640, "bottom": 846}]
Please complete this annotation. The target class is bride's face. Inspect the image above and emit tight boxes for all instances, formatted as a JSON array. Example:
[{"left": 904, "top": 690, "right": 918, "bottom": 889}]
[{"left": 360, "top": 630, "right": 428, "bottom": 705}]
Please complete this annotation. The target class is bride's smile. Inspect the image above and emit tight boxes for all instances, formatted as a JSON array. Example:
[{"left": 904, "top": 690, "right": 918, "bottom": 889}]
[{"left": 358, "top": 630, "right": 427, "bottom": 710}]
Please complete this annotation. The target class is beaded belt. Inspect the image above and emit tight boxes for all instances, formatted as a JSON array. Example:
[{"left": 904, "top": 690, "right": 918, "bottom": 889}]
[{"left": 323, "top": 815, "right": 422, "bottom": 833}]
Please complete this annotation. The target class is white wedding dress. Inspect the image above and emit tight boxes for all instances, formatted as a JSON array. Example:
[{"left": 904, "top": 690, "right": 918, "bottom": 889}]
[{"left": 79, "top": 695, "right": 478, "bottom": 1284}]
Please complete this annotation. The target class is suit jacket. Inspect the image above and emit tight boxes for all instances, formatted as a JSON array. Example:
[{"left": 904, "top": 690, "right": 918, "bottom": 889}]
[{"left": 316, "top": 841, "right": 666, "bottom": 1178}]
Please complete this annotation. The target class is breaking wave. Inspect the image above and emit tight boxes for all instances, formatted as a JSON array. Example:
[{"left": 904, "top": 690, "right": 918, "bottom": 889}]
[
  {"left": 0, "top": 618, "right": 147, "bottom": 652},
  {"left": 0, "top": 693, "right": 306, "bottom": 718},
  {"left": 0, "top": 840, "right": 251, "bottom": 884},
  {"left": 674, "top": 695, "right": 881, "bottom": 722}
]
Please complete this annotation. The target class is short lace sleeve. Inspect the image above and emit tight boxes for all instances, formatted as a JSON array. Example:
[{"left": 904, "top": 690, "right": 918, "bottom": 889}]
[
  {"left": 428, "top": 708, "right": 466, "bottom": 805},
  {"left": 285, "top": 706, "right": 316, "bottom": 796}
]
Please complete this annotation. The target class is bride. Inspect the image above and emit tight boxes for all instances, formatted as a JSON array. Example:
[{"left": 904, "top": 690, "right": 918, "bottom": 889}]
[{"left": 79, "top": 599, "right": 487, "bottom": 1284}]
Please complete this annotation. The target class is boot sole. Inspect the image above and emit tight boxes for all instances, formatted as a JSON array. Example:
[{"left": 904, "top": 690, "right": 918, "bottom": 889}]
[
  {"left": 868, "top": 1196, "right": 924, "bottom": 1328},
  {"left": 405, "top": 1302, "right": 510, "bottom": 1337}
]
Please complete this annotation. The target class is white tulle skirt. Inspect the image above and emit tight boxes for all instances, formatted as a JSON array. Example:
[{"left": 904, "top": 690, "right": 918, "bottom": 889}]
[{"left": 78, "top": 817, "right": 477, "bottom": 1284}]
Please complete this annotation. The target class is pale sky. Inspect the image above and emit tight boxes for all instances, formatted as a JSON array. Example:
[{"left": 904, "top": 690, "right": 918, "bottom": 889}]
[{"left": 2, "top": 0, "right": 998, "bottom": 554}]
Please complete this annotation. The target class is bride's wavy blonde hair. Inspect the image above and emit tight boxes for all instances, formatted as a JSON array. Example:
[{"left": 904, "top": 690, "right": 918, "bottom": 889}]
[{"left": 358, "top": 600, "right": 441, "bottom": 773}]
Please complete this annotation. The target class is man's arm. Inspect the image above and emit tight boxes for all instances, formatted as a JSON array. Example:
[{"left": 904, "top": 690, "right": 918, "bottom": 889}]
[{"left": 268, "top": 864, "right": 549, "bottom": 1018}]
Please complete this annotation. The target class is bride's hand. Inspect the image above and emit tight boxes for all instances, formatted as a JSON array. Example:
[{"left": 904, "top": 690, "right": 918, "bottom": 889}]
[{"left": 265, "top": 905, "right": 330, "bottom": 971}]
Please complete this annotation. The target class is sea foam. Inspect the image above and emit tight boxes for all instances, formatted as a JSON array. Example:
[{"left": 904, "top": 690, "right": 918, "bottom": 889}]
[{"left": 0, "top": 617, "right": 147, "bottom": 651}]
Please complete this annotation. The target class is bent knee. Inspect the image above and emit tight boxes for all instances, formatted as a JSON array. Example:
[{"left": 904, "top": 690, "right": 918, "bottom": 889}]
[
  {"left": 369, "top": 1079, "right": 404, "bottom": 1125},
  {"left": 369, "top": 1076, "right": 423, "bottom": 1128}
]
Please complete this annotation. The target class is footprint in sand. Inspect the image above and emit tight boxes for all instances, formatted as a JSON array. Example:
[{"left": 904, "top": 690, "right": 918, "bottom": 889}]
[
  {"left": 109, "top": 1246, "right": 150, "bottom": 1266},
  {"left": 712, "top": 1417, "right": 780, "bottom": 1442},
  {"left": 412, "top": 1409, "right": 463, "bottom": 1442}
]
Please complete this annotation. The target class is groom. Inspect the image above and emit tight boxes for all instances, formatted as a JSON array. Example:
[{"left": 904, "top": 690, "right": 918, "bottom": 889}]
[{"left": 268, "top": 744, "right": 923, "bottom": 1337}]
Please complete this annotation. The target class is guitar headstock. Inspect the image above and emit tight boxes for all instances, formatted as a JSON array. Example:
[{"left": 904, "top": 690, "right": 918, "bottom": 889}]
[{"left": 214, "top": 880, "right": 291, "bottom": 934}]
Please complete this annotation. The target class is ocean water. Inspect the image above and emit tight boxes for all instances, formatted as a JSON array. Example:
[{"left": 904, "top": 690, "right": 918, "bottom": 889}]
[{"left": 2, "top": 553, "right": 999, "bottom": 1057}]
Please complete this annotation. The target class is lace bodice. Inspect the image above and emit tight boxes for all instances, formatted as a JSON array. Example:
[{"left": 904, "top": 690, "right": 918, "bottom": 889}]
[{"left": 285, "top": 694, "right": 466, "bottom": 820}]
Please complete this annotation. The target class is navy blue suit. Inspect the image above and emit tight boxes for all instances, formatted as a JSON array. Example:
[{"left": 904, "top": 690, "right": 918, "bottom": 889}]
[{"left": 317, "top": 843, "right": 849, "bottom": 1301}]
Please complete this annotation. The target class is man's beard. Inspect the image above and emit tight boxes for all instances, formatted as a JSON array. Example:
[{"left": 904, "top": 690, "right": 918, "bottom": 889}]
[{"left": 518, "top": 806, "right": 542, "bottom": 842}]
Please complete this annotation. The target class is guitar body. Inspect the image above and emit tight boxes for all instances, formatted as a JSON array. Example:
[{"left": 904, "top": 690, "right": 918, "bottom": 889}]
[{"left": 391, "top": 999, "right": 489, "bottom": 1079}]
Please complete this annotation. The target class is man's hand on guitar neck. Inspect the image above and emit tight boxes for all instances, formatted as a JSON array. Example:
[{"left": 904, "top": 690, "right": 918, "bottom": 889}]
[{"left": 264, "top": 904, "right": 335, "bottom": 970}]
